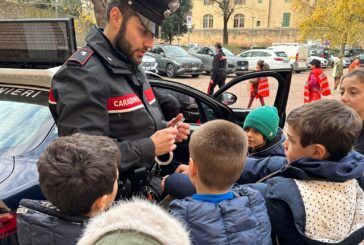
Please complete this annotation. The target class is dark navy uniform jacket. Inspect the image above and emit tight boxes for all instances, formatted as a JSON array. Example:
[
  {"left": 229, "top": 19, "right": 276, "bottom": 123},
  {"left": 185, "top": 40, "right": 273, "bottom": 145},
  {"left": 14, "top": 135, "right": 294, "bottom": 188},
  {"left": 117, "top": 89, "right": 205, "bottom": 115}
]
[{"left": 49, "top": 27, "right": 165, "bottom": 172}]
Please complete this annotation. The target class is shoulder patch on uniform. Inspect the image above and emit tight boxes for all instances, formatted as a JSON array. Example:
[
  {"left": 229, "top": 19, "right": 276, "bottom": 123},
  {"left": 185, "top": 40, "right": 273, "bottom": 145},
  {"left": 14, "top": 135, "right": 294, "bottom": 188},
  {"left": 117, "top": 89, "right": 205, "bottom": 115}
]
[{"left": 67, "top": 47, "right": 95, "bottom": 66}]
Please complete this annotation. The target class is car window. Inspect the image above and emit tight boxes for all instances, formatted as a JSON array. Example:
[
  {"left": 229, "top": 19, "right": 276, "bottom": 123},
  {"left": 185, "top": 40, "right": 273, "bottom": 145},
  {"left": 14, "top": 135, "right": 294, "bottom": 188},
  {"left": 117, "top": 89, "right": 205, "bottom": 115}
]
[
  {"left": 240, "top": 52, "right": 251, "bottom": 58},
  {"left": 222, "top": 48, "right": 235, "bottom": 57},
  {"left": 260, "top": 52, "right": 272, "bottom": 57},
  {"left": 0, "top": 101, "right": 54, "bottom": 155},
  {"left": 162, "top": 46, "right": 189, "bottom": 57},
  {"left": 275, "top": 51, "right": 288, "bottom": 57},
  {"left": 196, "top": 47, "right": 205, "bottom": 54},
  {"left": 251, "top": 51, "right": 262, "bottom": 57},
  {"left": 206, "top": 48, "right": 214, "bottom": 55}
]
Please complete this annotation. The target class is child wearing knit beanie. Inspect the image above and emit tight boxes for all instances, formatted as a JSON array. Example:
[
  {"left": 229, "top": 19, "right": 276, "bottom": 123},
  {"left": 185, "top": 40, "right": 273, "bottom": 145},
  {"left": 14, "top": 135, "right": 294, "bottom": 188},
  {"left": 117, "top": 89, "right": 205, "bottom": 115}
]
[{"left": 243, "top": 106, "right": 285, "bottom": 158}]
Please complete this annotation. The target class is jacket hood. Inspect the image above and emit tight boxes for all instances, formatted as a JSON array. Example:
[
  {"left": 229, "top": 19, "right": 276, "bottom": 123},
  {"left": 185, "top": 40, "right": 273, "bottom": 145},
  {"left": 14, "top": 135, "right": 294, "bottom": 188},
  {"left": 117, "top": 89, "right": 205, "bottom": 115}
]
[
  {"left": 282, "top": 151, "right": 364, "bottom": 182},
  {"left": 77, "top": 199, "right": 190, "bottom": 245}
]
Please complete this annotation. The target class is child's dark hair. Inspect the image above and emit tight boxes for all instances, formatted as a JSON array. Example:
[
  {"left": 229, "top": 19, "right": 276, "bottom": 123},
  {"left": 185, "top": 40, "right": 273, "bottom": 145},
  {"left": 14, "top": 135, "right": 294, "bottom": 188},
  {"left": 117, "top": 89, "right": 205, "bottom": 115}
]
[
  {"left": 286, "top": 99, "right": 362, "bottom": 160},
  {"left": 37, "top": 133, "right": 120, "bottom": 216},
  {"left": 215, "top": 42, "right": 223, "bottom": 50},
  {"left": 189, "top": 120, "right": 248, "bottom": 190}
]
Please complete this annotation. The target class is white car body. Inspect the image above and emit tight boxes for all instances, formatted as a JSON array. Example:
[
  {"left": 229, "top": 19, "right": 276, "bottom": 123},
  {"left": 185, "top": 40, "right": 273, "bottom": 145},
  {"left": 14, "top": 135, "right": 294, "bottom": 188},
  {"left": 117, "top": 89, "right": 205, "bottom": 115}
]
[
  {"left": 237, "top": 49, "right": 291, "bottom": 71},
  {"left": 307, "top": 56, "right": 329, "bottom": 68},
  {"left": 141, "top": 54, "right": 158, "bottom": 73},
  {"left": 268, "top": 43, "right": 309, "bottom": 72}
]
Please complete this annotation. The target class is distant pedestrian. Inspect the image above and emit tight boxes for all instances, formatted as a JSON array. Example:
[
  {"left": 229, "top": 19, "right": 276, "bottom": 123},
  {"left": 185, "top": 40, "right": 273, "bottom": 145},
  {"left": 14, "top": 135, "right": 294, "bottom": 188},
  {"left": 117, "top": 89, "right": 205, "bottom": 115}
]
[
  {"left": 304, "top": 59, "right": 331, "bottom": 103},
  {"left": 247, "top": 60, "right": 270, "bottom": 108},
  {"left": 332, "top": 54, "right": 344, "bottom": 92},
  {"left": 207, "top": 42, "right": 227, "bottom": 95},
  {"left": 349, "top": 58, "right": 361, "bottom": 72}
]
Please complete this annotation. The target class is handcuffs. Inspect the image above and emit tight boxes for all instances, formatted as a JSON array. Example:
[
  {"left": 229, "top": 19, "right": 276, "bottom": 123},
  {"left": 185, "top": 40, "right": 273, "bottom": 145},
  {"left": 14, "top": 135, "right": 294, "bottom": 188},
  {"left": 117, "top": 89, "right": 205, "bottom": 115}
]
[{"left": 154, "top": 117, "right": 185, "bottom": 166}]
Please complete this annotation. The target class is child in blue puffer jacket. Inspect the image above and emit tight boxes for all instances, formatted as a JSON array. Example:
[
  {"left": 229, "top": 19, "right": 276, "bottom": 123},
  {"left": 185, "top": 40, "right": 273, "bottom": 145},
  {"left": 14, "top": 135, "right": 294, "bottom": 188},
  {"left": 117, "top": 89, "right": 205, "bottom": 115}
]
[
  {"left": 169, "top": 120, "right": 272, "bottom": 245},
  {"left": 162, "top": 105, "right": 285, "bottom": 198}
]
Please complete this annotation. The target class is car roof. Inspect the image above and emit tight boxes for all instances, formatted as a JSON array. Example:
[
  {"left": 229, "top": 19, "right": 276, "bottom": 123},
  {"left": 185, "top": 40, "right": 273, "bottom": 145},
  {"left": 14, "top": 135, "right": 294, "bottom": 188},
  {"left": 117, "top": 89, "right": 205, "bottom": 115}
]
[{"left": 0, "top": 67, "right": 59, "bottom": 89}]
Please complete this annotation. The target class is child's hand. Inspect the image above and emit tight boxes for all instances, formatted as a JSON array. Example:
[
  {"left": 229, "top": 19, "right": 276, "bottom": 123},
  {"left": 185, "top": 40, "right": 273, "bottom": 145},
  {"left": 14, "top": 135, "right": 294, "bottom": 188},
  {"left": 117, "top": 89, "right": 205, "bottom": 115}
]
[
  {"left": 175, "top": 164, "right": 190, "bottom": 174},
  {"left": 161, "top": 175, "right": 169, "bottom": 192}
]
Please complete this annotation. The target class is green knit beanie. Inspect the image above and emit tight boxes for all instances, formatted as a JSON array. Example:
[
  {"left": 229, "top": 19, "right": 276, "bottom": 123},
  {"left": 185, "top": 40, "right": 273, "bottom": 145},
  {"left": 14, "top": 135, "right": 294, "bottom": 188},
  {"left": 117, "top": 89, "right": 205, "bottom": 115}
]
[{"left": 243, "top": 106, "right": 279, "bottom": 141}]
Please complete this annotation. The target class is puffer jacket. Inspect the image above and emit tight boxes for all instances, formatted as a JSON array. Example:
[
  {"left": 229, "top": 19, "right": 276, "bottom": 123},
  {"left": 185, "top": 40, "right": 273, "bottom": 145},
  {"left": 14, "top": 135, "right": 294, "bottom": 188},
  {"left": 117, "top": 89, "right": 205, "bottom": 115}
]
[
  {"left": 17, "top": 199, "right": 87, "bottom": 245},
  {"left": 77, "top": 199, "right": 190, "bottom": 245},
  {"left": 169, "top": 186, "right": 272, "bottom": 245},
  {"left": 250, "top": 151, "right": 364, "bottom": 245},
  {"left": 249, "top": 128, "right": 285, "bottom": 158}
]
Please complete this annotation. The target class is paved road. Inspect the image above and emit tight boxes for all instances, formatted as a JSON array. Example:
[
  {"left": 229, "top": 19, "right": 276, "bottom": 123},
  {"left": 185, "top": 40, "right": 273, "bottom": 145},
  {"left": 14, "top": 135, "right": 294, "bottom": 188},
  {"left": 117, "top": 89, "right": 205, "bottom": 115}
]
[{"left": 167, "top": 67, "right": 346, "bottom": 117}]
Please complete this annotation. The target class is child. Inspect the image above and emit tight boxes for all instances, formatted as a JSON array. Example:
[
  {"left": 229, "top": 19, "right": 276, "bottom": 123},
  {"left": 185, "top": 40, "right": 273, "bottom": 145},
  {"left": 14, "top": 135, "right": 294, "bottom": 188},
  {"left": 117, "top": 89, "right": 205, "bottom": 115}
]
[
  {"left": 77, "top": 199, "right": 190, "bottom": 245},
  {"left": 255, "top": 100, "right": 364, "bottom": 244},
  {"left": 304, "top": 59, "right": 331, "bottom": 103},
  {"left": 340, "top": 68, "right": 364, "bottom": 154},
  {"left": 243, "top": 105, "right": 285, "bottom": 158},
  {"left": 17, "top": 133, "right": 120, "bottom": 245},
  {"left": 332, "top": 54, "right": 344, "bottom": 92},
  {"left": 247, "top": 60, "right": 270, "bottom": 108},
  {"left": 169, "top": 120, "right": 272, "bottom": 245}
]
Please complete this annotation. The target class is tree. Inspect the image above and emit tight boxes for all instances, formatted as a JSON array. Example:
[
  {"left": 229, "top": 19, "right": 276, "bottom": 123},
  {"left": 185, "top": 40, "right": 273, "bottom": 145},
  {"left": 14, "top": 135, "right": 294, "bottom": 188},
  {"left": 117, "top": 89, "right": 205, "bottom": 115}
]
[
  {"left": 212, "top": 0, "right": 242, "bottom": 45},
  {"left": 292, "top": 0, "right": 364, "bottom": 53},
  {"left": 161, "top": 0, "right": 192, "bottom": 44},
  {"left": 90, "top": 0, "right": 107, "bottom": 28}
]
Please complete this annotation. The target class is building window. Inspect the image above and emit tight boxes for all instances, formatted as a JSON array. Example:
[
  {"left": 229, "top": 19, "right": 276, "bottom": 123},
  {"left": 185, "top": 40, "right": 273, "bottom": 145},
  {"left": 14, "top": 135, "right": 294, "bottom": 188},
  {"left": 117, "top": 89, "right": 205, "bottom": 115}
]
[
  {"left": 204, "top": 0, "right": 214, "bottom": 5},
  {"left": 256, "top": 20, "right": 261, "bottom": 27},
  {"left": 282, "top": 12, "right": 291, "bottom": 27},
  {"left": 203, "top": 14, "right": 214, "bottom": 28},
  {"left": 233, "top": 14, "right": 245, "bottom": 28},
  {"left": 284, "top": 0, "right": 292, "bottom": 2},
  {"left": 235, "top": 0, "right": 246, "bottom": 4},
  {"left": 258, "top": 0, "right": 263, "bottom": 3}
]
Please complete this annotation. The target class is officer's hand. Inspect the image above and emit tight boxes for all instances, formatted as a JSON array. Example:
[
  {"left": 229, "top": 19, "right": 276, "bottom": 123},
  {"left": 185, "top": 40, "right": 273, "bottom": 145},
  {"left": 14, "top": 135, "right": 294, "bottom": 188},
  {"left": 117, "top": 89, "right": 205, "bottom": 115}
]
[
  {"left": 167, "top": 113, "right": 190, "bottom": 142},
  {"left": 150, "top": 127, "right": 178, "bottom": 156},
  {"left": 175, "top": 164, "right": 190, "bottom": 175}
]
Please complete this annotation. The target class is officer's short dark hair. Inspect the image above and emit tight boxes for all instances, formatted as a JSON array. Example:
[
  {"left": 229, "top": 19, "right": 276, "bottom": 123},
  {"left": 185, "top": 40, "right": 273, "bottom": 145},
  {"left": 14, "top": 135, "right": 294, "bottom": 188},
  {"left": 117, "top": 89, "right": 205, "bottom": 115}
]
[
  {"left": 106, "top": 0, "right": 137, "bottom": 23},
  {"left": 37, "top": 133, "right": 120, "bottom": 216},
  {"left": 189, "top": 120, "right": 248, "bottom": 190},
  {"left": 286, "top": 99, "right": 362, "bottom": 161},
  {"left": 215, "top": 42, "right": 223, "bottom": 50}
]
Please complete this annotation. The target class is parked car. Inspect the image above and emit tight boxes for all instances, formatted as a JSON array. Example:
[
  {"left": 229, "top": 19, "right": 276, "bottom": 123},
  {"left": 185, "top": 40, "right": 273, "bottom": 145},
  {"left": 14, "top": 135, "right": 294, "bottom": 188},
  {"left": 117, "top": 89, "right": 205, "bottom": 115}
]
[
  {"left": 147, "top": 44, "right": 203, "bottom": 78},
  {"left": 188, "top": 46, "right": 248, "bottom": 76},
  {"left": 237, "top": 49, "right": 291, "bottom": 71},
  {"left": 355, "top": 54, "right": 364, "bottom": 67},
  {"left": 268, "top": 43, "right": 308, "bottom": 73},
  {"left": 141, "top": 54, "right": 158, "bottom": 73},
  {"left": 307, "top": 56, "right": 329, "bottom": 69},
  {"left": 329, "top": 55, "right": 352, "bottom": 68},
  {"left": 0, "top": 66, "right": 292, "bottom": 244}
]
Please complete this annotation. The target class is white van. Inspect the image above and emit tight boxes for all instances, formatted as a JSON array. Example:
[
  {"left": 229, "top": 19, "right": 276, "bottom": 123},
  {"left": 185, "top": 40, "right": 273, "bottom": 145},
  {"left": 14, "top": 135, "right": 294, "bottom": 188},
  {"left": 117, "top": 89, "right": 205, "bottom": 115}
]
[{"left": 268, "top": 43, "right": 309, "bottom": 73}]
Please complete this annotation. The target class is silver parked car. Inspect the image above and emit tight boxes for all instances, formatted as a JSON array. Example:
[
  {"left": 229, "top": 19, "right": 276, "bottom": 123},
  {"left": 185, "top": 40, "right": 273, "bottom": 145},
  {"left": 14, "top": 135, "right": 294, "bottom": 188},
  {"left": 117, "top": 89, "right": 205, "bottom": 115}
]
[
  {"left": 141, "top": 54, "right": 158, "bottom": 73},
  {"left": 189, "top": 46, "right": 248, "bottom": 76},
  {"left": 147, "top": 45, "right": 203, "bottom": 78}
]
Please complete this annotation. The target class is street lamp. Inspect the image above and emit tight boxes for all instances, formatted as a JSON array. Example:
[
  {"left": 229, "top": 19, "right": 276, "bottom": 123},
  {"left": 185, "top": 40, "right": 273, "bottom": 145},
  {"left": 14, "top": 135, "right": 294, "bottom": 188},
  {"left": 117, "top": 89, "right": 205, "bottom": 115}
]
[{"left": 250, "top": 16, "right": 256, "bottom": 47}]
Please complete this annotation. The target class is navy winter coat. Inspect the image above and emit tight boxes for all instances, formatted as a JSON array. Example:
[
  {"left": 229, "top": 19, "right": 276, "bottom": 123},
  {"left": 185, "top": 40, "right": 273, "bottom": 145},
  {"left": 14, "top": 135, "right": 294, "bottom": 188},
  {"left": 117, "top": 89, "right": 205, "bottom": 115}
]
[
  {"left": 250, "top": 151, "right": 364, "bottom": 245},
  {"left": 169, "top": 186, "right": 272, "bottom": 245},
  {"left": 17, "top": 199, "right": 87, "bottom": 245}
]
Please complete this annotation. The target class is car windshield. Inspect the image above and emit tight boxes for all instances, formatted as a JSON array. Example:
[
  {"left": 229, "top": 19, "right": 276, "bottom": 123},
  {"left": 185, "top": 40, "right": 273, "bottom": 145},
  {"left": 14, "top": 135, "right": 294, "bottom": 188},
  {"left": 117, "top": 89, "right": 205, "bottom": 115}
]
[
  {"left": 275, "top": 51, "right": 288, "bottom": 57},
  {"left": 222, "top": 48, "right": 235, "bottom": 57},
  {"left": 163, "top": 46, "right": 189, "bottom": 57},
  {"left": 0, "top": 101, "right": 54, "bottom": 155}
]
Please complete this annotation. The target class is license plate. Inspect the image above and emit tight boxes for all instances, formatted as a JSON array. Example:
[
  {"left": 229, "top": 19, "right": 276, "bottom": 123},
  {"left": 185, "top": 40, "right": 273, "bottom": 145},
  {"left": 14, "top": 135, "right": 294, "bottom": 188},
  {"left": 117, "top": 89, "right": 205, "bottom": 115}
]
[{"left": 192, "top": 67, "right": 198, "bottom": 70}]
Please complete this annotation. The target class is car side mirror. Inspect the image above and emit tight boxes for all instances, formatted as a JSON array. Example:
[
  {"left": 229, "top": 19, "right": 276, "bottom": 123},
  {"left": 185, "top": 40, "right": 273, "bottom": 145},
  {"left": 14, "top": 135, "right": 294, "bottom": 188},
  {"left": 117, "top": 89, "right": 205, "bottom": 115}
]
[
  {"left": 216, "top": 92, "right": 237, "bottom": 106},
  {"left": 160, "top": 52, "right": 166, "bottom": 57}
]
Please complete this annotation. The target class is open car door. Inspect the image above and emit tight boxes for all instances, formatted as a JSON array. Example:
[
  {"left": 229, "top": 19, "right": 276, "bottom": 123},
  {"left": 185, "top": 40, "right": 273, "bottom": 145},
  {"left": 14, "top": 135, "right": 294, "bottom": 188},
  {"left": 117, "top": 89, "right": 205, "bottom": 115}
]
[{"left": 148, "top": 68, "right": 292, "bottom": 165}]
